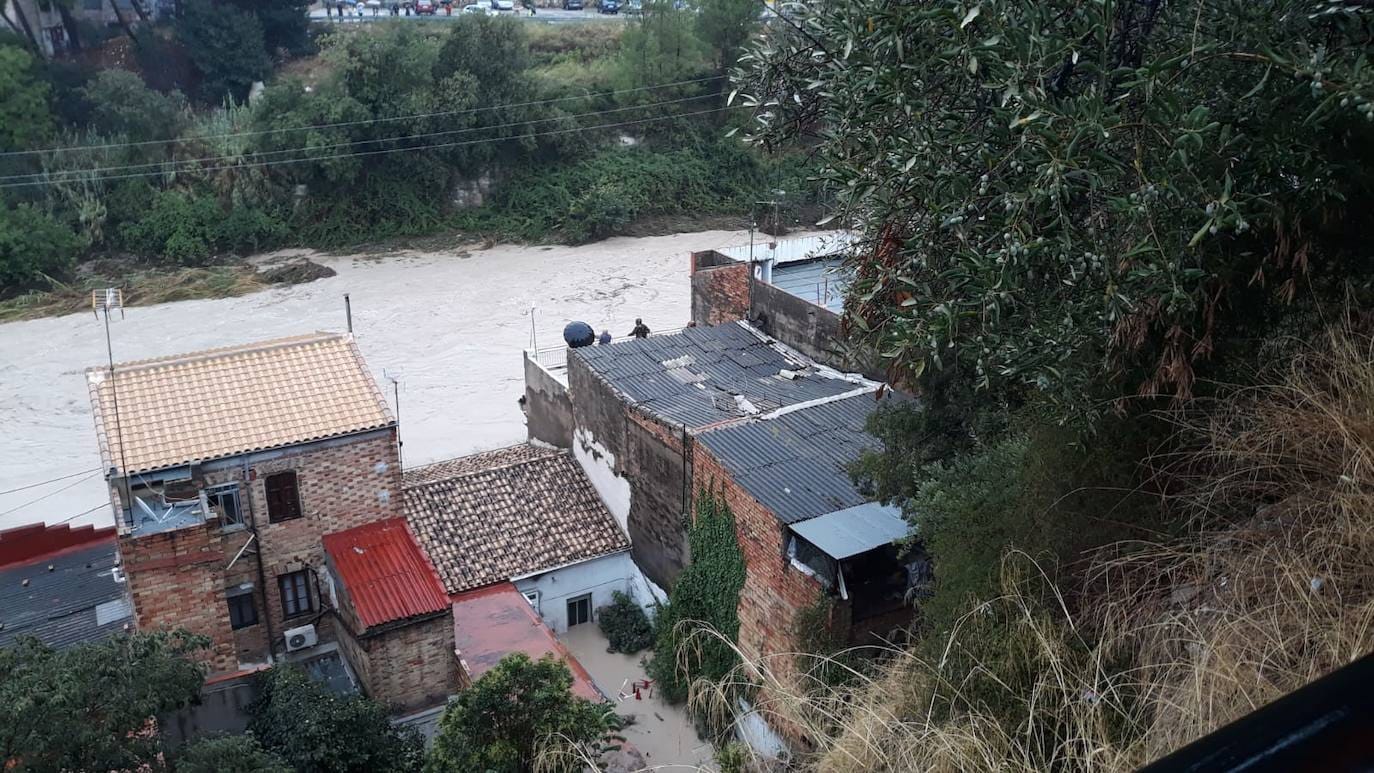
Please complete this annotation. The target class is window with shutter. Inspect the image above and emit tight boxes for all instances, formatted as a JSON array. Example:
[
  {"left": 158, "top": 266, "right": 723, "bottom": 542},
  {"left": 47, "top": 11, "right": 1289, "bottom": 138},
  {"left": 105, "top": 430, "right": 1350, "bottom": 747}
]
[
  {"left": 278, "top": 570, "right": 314, "bottom": 618},
  {"left": 265, "top": 471, "right": 301, "bottom": 523}
]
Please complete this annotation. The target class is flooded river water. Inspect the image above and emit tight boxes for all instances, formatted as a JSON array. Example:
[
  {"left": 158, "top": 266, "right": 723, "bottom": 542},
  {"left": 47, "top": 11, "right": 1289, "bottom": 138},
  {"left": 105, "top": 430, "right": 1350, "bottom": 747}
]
[{"left": 0, "top": 229, "right": 753, "bottom": 531}]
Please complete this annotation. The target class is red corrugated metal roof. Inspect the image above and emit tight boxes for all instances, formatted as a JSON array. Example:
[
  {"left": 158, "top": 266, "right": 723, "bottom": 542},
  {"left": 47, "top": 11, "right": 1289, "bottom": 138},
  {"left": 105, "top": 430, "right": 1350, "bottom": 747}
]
[{"left": 322, "top": 518, "right": 450, "bottom": 629}]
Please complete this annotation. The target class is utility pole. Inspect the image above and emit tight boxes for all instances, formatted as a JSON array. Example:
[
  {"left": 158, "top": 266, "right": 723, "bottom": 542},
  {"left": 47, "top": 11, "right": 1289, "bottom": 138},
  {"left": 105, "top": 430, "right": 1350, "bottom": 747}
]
[
  {"left": 385, "top": 370, "right": 403, "bottom": 467},
  {"left": 93, "top": 288, "right": 133, "bottom": 527}
]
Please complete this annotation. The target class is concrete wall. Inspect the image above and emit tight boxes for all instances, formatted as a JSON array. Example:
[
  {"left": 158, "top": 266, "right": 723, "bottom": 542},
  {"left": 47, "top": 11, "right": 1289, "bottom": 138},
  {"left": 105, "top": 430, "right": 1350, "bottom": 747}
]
[
  {"left": 158, "top": 670, "right": 262, "bottom": 749},
  {"left": 568, "top": 351, "right": 692, "bottom": 590},
  {"left": 690, "top": 251, "right": 751, "bottom": 326},
  {"left": 514, "top": 550, "right": 637, "bottom": 633},
  {"left": 749, "top": 280, "right": 854, "bottom": 374},
  {"left": 523, "top": 351, "right": 574, "bottom": 448}
]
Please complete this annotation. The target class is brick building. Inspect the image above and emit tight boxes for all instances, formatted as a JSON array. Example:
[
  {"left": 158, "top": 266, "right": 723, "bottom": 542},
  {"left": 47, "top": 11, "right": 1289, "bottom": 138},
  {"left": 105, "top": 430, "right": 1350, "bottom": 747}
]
[
  {"left": 322, "top": 518, "right": 459, "bottom": 713},
  {"left": 401, "top": 443, "right": 646, "bottom": 698},
  {"left": 550, "top": 321, "right": 921, "bottom": 721},
  {"left": 85, "top": 332, "right": 419, "bottom": 680}
]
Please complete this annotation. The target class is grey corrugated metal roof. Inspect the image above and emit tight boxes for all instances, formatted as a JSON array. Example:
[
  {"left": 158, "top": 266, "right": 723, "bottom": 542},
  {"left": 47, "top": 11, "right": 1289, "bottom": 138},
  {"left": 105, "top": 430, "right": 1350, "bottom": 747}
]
[
  {"left": 698, "top": 390, "right": 905, "bottom": 524},
  {"left": 574, "top": 323, "right": 860, "bottom": 430},
  {"left": 0, "top": 541, "right": 133, "bottom": 650},
  {"left": 789, "top": 502, "right": 908, "bottom": 559}
]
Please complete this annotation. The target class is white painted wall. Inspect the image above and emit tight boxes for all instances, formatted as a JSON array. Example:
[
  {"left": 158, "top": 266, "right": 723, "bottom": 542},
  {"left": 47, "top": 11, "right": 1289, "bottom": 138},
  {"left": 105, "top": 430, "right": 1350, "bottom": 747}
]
[
  {"left": 515, "top": 551, "right": 641, "bottom": 633},
  {"left": 573, "top": 427, "right": 632, "bottom": 533}
]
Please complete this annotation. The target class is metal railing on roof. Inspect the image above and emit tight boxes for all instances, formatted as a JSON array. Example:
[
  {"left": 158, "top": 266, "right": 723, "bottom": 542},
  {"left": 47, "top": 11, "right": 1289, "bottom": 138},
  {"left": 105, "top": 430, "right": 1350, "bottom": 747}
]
[{"left": 529, "top": 327, "right": 688, "bottom": 373}]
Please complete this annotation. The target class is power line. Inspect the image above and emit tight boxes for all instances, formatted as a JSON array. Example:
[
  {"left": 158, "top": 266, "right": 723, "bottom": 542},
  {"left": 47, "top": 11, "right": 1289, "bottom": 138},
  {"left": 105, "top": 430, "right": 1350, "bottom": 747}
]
[
  {"left": 0, "top": 471, "right": 100, "bottom": 517},
  {"left": 55, "top": 501, "right": 113, "bottom": 526},
  {"left": 0, "top": 104, "right": 741, "bottom": 190},
  {"left": 0, "top": 468, "right": 100, "bottom": 497},
  {"left": 0, "top": 74, "right": 726, "bottom": 159},
  {"left": 0, "top": 93, "right": 721, "bottom": 184}
]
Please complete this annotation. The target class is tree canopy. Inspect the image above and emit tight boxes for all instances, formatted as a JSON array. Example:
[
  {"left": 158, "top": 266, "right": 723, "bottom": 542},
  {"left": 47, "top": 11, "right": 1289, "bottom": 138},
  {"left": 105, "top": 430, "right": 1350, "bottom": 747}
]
[
  {"left": 736, "top": 0, "right": 1374, "bottom": 423},
  {"left": 0, "top": 44, "right": 54, "bottom": 150},
  {"left": 426, "top": 653, "right": 617, "bottom": 773},
  {"left": 247, "top": 665, "right": 425, "bottom": 773},
  {"left": 0, "top": 632, "right": 207, "bottom": 772}
]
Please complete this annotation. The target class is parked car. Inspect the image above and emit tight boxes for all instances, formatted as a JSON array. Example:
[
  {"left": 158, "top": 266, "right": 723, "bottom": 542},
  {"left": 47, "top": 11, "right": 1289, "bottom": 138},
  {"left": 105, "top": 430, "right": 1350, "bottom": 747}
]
[
  {"left": 598, "top": 0, "right": 618, "bottom": 12},
  {"left": 489, "top": 0, "right": 515, "bottom": 10},
  {"left": 563, "top": 0, "right": 583, "bottom": 9},
  {"left": 461, "top": 2, "right": 488, "bottom": 11},
  {"left": 415, "top": 0, "right": 436, "bottom": 12},
  {"left": 624, "top": 0, "right": 641, "bottom": 13}
]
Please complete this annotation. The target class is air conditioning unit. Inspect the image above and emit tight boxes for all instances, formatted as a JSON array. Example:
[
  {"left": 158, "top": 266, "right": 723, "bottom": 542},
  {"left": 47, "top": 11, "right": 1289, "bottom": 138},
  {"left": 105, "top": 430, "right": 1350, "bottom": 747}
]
[{"left": 284, "top": 624, "right": 317, "bottom": 653}]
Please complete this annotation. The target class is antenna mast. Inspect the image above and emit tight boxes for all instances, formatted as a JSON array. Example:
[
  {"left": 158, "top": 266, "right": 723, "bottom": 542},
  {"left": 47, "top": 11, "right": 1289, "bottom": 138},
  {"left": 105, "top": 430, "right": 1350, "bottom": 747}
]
[{"left": 93, "top": 289, "right": 133, "bottom": 527}]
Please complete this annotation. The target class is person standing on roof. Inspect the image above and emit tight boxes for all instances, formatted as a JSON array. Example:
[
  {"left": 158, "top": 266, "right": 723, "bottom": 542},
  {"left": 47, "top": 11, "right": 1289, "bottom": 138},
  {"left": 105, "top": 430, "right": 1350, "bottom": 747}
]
[
  {"left": 598, "top": 330, "right": 612, "bottom": 345},
  {"left": 629, "top": 318, "right": 650, "bottom": 338}
]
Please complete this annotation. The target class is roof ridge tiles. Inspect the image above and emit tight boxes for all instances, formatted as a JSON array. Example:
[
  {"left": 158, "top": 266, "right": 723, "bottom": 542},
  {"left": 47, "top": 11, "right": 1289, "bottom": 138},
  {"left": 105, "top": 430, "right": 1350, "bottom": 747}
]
[{"left": 84, "top": 331, "right": 344, "bottom": 374}]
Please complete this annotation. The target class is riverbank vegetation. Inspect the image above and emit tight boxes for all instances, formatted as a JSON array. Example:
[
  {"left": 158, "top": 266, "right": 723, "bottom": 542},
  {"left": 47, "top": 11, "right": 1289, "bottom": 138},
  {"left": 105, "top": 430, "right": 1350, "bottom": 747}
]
[
  {"left": 699, "top": 0, "right": 1374, "bottom": 769},
  {"left": 0, "top": 1, "right": 813, "bottom": 307}
]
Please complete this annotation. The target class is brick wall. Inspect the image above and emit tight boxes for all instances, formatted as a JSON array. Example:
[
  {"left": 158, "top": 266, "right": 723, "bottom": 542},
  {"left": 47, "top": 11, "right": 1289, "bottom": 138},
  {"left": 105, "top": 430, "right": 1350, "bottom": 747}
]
[
  {"left": 207, "top": 430, "right": 402, "bottom": 658},
  {"left": 119, "top": 525, "right": 238, "bottom": 674},
  {"left": 691, "top": 258, "right": 751, "bottom": 327},
  {"left": 691, "top": 447, "right": 828, "bottom": 704},
  {"left": 120, "top": 429, "right": 402, "bottom": 668},
  {"left": 336, "top": 612, "right": 459, "bottom": 714}
]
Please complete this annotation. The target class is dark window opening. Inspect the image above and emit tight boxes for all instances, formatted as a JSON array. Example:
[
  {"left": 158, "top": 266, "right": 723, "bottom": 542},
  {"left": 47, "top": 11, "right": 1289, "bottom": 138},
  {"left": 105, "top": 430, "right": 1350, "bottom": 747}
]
[
  {"left": 207, "top": 484, "right": 243, "bottom": 527},
  {"left": 227, "top": 592, "right": 258, "bottom": 629},
  {"left": 567, "top": 594, "right": 591, "bottom": 627},
  {"left": 842, "top": 545, "right": 911, "bottom": 621},
  {"left": 265, "top": 471, "right": 302, "bottom": 523},
  {"left": 278, "top": 570, "right": 314, "bottom": 619}
]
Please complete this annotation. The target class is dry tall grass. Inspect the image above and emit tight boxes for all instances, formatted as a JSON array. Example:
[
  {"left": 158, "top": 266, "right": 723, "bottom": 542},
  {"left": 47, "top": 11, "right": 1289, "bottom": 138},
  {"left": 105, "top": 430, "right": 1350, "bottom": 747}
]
[{"left": 696, "top": 328, "right": 1374, "bottom": 772}]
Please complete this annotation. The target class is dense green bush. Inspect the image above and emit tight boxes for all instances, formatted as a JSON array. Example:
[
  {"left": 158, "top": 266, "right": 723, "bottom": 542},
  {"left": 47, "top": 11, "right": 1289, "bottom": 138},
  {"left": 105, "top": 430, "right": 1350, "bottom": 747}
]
[
  {"left": 80, "top": 70, "right": 189, "bottom": 142},
  {"left": 598, "top": 591, "right": 654, "bottom": 654},
  {"left": 426, "top": 653, "right": 617, "bottom": 773},
  {"left": 118, "top": 191, "right": 285, "bottom": 264},
  {"left": 248, "top": 665, "right": 424, "bottom": 773},
  {"left": 174, "top": 734, "right": 292, "bottom": 773},
  {"left": 0, "top": 204, "right": 83, "bottom": 289},
  {"left": 0, "top": 44, "right": 54, "bottom": 150},
  {"left": 647, "top": 490, "right": 746, "bottom": 709}
]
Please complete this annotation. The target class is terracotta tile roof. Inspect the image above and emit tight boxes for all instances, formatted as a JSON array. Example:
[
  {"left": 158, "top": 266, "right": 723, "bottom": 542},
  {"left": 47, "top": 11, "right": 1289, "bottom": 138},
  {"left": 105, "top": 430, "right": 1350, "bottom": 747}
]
[
  {"left": 322, "top": 518, "right": 451, "bottom": 629},
  {"left": 403, "top": 444, "right": 630, "bottom": 594},
  {"left": 402, "top": 444, "right": 555, "bottom": 487},
  {"left": 86, "top": 333, "right": 394, "bottom": 475}
]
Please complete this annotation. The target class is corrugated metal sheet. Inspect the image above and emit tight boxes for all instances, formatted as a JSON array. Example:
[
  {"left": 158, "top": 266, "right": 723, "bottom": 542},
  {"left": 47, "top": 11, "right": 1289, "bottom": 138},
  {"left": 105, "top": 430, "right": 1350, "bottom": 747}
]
[
  {"left": 573, "top": 323, "right": 858, "bottom": 430},
  {"left": 789, "top": 502, "right": 909, "bottom": 559},
  {"left": 322, "top": 518, "right": 450, "bottom": 630},
  {"left": 698, "top": 390, "right": 906, "bottom": 524},
  {"left": 0, "top": 540, "right": 132, "bottom": 650}
]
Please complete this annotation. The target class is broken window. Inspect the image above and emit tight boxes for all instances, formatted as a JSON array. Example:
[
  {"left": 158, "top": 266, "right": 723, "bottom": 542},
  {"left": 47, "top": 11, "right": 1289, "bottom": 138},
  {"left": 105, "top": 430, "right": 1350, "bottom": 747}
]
[
  {"left": 207, "top": 483, "right": 243, "bottom": 528},
  {"left": 278, "top": 570, "right": 314, "bottom": 618},
  {"left": 265, "top": 471, "right": 302, "bottom": 523}
]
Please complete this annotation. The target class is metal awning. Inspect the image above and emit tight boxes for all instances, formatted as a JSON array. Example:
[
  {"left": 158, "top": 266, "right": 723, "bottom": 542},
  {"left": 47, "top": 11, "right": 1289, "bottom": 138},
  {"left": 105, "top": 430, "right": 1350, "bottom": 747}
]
[{"left": 789, "top": 502, "right": 908, "bottom": 560}]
